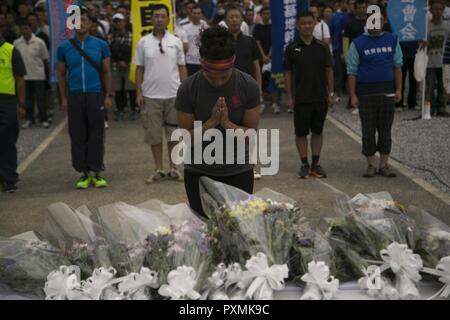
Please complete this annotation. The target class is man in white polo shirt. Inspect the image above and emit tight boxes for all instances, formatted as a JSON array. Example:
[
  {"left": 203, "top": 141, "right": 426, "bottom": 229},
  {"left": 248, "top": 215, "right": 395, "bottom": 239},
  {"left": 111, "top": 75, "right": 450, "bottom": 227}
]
[
  {"left": 182, "top": 4, "right": 208, "bottom": 76},
  {"left": 134, "top": 4, "right": 187, "bottom": 184},
  {"left": 14, "top": 20, "right": 49, "bottom": 129}
]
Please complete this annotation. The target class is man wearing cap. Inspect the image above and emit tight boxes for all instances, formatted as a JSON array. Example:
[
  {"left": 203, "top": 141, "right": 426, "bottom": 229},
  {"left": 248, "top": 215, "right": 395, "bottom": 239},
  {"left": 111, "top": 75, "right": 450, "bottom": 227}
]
[
  {"left": 134, "top": 4, "right": 187, "bottom": 184},
  {"left": 0, "top": 34, "right": 26, "bottom": 193},
  {"left": 57, "top": 8, "right": 113, "bottom": 189},
  {"left": 109, "top": 12, "right": 136, "bottom": 121}
]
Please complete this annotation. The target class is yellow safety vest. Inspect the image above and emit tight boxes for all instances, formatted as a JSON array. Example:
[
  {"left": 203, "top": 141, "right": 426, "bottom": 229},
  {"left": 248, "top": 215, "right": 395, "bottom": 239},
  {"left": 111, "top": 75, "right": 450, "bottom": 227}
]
[{"left": 0, "top": 42, "right": 16, "bottom": 95}]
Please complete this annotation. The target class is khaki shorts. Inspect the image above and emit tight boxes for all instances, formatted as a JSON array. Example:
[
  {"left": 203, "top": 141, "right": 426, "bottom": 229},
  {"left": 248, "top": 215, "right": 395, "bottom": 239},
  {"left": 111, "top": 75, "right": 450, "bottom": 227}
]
[{"left": 141, "top": 97, "right": 178, "bottom": 145}]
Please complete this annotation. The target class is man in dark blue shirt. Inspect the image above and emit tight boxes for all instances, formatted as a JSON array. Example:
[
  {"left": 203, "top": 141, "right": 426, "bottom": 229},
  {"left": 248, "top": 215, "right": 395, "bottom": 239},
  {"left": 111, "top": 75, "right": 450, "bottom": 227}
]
[
  {"left": 57, "top": 8, "right": 112, "bottom": 190},
  {"left": 329, "top": 0, "right": 350, "bottom": 97}
]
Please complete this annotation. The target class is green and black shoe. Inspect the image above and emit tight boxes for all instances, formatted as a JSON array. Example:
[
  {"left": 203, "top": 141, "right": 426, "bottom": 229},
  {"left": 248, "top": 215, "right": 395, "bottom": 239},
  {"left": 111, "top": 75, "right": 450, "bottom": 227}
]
[
  {"left": 76, "top": 175, "right": 92, "bottom": 189},
  {"left": 92, "top": 174, "right": 108, "bottom": 188}
]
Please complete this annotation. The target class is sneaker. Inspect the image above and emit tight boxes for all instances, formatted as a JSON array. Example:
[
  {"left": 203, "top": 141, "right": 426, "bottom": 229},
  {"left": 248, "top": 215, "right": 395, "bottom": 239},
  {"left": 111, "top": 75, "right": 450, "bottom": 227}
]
[
  {"left": 167, "top": 168, "right": 184, "bottom": 182},
  {"left": 21, "top": 120, "right": 32, "bottom": 129},
  {"left": 42, "top": 121, "right": 50, "bottom": 129},
  {"left": 272, "top": 104, "right": 280, "bottom": 114},
  {"left": 105, "top": 121, "right": 109, "bottom": 129},
  {"left": 351, "top": 108, "right": 359, "bottom": 115},
  {"left": 363, "top": 165, "right": 377, "bottom": 178},
  {"left": 146, "top": 170, "right": 166, "bottom": 184},
  {"left": 92, "top": 174, "right": 108, "bottom": 188},
  {"left": 260, "top": 104, "right": 265, "bottom": 114},
  {"left": 298, "top": 164, "right": 310, "bottom": 179},
  {"left": 2, "top": 183, "right": 18, "bottom": 193},
  {"left": 287, "top": 108, "right": 294, "bottom": 114},
  {"left": 310, "top": 164, "right": 327, "bottom": 178},
  {"left": 76, "top": 175, "right": 91, "bottom": 189},
  {"left": 378, "top": 165, "right": 397, "bottom": 178},
  {"left": 254, "top": 171, "right": 262, "bottom": 180}
]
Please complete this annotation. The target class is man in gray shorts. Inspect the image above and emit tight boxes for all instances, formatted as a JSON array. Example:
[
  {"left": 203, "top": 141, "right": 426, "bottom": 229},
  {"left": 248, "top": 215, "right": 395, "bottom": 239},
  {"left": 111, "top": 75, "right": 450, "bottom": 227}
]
[{"left": 134, "top": 4, "right": 188, "bottom": 183}]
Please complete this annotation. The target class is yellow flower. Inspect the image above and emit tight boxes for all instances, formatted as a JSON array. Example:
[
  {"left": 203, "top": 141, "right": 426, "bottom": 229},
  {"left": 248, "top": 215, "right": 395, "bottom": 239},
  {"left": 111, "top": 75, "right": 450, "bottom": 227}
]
[{"left": 155, "top": 226, "right": 171, "bottom": 236}]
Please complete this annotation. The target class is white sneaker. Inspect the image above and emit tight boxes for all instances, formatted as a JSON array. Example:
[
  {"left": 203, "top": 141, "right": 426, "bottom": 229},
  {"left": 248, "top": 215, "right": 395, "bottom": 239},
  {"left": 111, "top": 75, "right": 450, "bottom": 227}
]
[
  {"left": 287, "top": 108, "right": 294, "bottom": 114},
  {"left": 351, "top": 108, "right": 359, "bottom": 115},
  {"left": 42, "top": 121, "right": 50, "bottom": 128},
  {"left": 105, "top": 121, "right": 109, "bottom": 129},
  {"left": 272, "top": 104, "right": 280, "bottom": 114},
  {"left": 21, "top": 120, "right": 32, "bottom": 129},
  {"left": 254, "top": 171, "right": 262, "bottom": 180}
]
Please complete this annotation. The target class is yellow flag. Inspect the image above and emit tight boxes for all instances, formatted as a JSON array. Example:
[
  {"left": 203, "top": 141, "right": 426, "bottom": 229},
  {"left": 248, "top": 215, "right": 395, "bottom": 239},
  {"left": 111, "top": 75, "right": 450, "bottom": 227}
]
[{"left": 130, "top": 0, "right": 175, "bottom": 82}]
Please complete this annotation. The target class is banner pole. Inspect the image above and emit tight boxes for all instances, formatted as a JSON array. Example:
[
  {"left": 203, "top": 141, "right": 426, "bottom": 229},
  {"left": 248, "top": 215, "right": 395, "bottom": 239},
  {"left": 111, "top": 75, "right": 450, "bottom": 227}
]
[
  {"left": 172, "top": 0, "right": 176, "bottom": 27},
  {"left": 421, "top": 0, "right": 430, "bottom": 120}
]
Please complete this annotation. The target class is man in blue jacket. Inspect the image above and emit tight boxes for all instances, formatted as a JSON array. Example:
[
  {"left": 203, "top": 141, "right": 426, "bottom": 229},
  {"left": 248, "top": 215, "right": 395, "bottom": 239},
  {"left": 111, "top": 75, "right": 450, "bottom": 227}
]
[
  {"left": 57, "top": 7, "right": 112, "bottom": 189},
  {"left": 347, "top": 7, "right": 402, "bottom": 178}
]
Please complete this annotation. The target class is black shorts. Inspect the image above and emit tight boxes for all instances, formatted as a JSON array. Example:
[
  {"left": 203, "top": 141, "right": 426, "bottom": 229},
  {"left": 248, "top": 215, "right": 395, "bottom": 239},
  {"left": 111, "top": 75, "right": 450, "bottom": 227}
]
[{"left": 294, "top": 102, "right": 328, "bottom": 137}]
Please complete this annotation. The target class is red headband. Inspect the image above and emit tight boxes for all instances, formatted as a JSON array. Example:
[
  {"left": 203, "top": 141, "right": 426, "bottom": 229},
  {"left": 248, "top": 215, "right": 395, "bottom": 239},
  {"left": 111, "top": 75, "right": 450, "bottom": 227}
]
[{"left": 200, "top": 56, "right": 236, "bottom": 73}]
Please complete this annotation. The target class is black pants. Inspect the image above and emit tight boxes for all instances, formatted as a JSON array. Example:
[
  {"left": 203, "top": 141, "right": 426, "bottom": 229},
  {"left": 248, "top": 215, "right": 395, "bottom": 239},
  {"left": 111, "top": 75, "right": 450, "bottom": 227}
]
[
  {"left": 0, "top": 100, "right": 19, "bottom": 185},
  {"left": 359, "top": 95, "right": 395, "bottom": 157},
  {"left": 186, "top": 64, "right": 201, "bottom": 76},
  {"left": 398, "top": 57, "right": 417, "bottom": 109},
  {"left": 67, "top": 92, "right": 105, "bottom": 173},
  {"left": 425, "top": 68, "right": 446, "bottom": 113},
  {"left": 333, "top": 50, "right": 345, "bottom": 96},
  {"left": 184, "top": 169, "right": 254, "bottom": 218},
  {"left": 115, "top": 90, "right": 136, "bottom": 113},
  {"left": 25, "top": 80, "right": 48, "bottom": 123}
]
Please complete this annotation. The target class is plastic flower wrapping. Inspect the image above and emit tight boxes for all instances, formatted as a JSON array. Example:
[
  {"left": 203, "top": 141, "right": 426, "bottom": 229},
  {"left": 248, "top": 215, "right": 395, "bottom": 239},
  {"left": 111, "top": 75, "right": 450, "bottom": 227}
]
[
  {"left": 321, "top": 191, "right": 418, "bottom": 281},
  {"left": 0, "top": 178, "right": 449, "bottom": 300},
  {"left": 199, "top": 177, "right": 304, "bottom": 266}
]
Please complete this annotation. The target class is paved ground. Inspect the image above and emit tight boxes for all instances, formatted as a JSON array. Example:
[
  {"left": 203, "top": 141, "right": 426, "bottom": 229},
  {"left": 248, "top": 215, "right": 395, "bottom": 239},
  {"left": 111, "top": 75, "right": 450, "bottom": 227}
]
[{"left": 1, "top": 109, "right": 449, "bottom": 237}]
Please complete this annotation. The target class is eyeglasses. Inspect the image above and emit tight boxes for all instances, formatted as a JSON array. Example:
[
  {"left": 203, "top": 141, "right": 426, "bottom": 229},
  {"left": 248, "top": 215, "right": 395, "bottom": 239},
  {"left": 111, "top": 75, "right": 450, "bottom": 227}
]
[{"left": 159, "top": 40, "right": 165, "bottom": 54}]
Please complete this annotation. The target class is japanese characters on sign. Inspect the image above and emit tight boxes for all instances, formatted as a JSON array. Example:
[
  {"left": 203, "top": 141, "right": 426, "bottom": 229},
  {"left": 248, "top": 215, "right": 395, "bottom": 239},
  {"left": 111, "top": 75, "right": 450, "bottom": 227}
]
[{"left": 388, "top": 0, "right": 426, "bottom": 42}]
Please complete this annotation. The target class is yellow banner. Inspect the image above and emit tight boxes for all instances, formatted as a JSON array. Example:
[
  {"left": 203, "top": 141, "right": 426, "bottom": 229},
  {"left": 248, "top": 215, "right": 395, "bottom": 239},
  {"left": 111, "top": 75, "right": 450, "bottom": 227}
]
[{"left": 130, "top": 0, "right": 174, "bottom": 82}]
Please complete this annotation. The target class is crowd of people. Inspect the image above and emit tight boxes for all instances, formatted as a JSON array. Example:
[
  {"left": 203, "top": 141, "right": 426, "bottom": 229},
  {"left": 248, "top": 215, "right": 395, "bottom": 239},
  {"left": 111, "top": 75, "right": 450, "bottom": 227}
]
[{"left": 0, "top": 0, "right": 449, "bottom": 218}]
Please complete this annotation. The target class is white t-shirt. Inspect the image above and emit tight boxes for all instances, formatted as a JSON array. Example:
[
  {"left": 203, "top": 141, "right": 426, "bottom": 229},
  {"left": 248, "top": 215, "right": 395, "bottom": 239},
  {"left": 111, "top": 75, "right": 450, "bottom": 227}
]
[
  {"left": 183, "top": 21, "right": 208, "bottom": 65},
  {"left": 218, "top": 20, "right": 250, "bottom": 36},
  {"left": 13, "top": 35, "right": 49, "bottom": 80},
  {"left": 174, "top": 26, "right": 188, "bottom": 45},
  {"left": 134, "top": 32, "right": 186, "bottom": 99},
  {"left": 313, "top": 21, "right": 332, "bottom": 52}
]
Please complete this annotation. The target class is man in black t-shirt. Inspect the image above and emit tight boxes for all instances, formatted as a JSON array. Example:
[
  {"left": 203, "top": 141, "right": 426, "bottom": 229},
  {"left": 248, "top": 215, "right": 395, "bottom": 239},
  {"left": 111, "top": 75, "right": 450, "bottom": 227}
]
[
  {"left": 224, "top": 6, "right": 262, "bottom": 99},
  {"left": 343, "top": 0, "right": 367, "bottom": 109},
  {"left": 343, "top": 0, "right": 367, "bottom": 54},
  {"left": 284, "top": 12, "right": 334, "bottom": 180}
]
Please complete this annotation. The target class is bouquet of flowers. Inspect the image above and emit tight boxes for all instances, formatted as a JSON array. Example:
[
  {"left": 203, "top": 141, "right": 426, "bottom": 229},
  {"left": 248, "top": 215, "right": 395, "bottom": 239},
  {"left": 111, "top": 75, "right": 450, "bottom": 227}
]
[
  {"left": 402, "top": 205, "right": 450, "bottom": 268},
  {"left": 199, "top": 177, "right": 303, "bottom": 267},
  {"left": 145, "top": 219, "right": 213, "bottom": 298},
  {"left": 324, "top": 192, "right": 416, "bottom": 281},
  {"left": 290, "top": 228, "right": 334, "bottom": 282}
]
